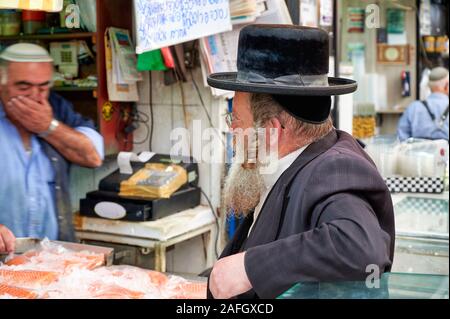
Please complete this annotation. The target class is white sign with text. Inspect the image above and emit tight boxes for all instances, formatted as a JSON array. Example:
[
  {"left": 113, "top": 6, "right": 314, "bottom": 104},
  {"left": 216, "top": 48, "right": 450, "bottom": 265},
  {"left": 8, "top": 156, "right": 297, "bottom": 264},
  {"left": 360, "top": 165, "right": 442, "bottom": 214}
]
[{"left": 134, "top": 0, "right": 232, "bottom": 54}]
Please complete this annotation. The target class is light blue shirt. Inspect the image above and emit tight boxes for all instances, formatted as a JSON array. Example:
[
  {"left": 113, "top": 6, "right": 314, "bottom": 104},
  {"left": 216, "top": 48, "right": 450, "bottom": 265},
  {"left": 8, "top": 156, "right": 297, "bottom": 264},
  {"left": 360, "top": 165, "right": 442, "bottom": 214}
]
[
  {"left": 398, "top": 93, "right": 449, "bottom": 141},
  {"left": 0, "top": 103, "right": 104, "bottom": 239}
]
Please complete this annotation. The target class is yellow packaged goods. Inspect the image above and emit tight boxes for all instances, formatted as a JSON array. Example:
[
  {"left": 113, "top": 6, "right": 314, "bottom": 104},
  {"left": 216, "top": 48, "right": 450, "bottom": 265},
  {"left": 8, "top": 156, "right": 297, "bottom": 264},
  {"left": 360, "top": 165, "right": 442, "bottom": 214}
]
[
  {"left": 119, "top": 163, "right": 187, "bottom": 199},
  {"left": 353, "top": 115, "right": 376, "bottom": 139},
  {"left": 435, "top": 36, "right": 448, "bottom": 54},
  {"left": 423, "top": 36, "right": 436, "bottom": 53}
]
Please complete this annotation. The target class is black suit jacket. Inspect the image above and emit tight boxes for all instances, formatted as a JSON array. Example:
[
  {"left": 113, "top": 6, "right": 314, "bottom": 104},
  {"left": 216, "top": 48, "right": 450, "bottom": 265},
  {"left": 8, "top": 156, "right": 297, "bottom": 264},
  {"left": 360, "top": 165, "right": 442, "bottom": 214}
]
[{"left": 208, "top": 130, "right": 395, "bottom": 299}]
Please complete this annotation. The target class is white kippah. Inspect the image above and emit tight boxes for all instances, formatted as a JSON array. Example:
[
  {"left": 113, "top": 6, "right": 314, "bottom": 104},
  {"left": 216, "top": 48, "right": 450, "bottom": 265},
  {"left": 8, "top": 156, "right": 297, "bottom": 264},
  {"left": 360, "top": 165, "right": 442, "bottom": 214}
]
[
  {"left": 429, "top": 67, "right": 449, "bottom": 82},
  {"left": 0, "top": 43, "right": 53, "bottom": 63}
]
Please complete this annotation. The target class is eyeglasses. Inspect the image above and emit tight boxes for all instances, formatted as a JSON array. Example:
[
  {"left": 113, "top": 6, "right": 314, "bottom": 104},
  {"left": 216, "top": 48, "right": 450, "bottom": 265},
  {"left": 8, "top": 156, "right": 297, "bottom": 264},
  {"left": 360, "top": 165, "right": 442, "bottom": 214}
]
[
  {"left": 223, "top": 111, "right": 286, "bottom": 129},
  {"left": 223, "top": 111, "right": 237, "bottom": 128}
]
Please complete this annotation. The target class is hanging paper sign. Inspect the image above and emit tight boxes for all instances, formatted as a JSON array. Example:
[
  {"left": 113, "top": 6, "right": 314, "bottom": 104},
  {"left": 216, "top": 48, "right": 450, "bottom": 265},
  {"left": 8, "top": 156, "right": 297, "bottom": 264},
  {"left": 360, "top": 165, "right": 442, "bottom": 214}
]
[
  {"left": 299, "top": 0, "right": 318, "bottom": 27},
  {"left": 319, "top": 0, "right": 333, "bottom": 27},
  {"left": 420, "top": 0, "right": 432, "bottom": 36},
  {"left": 134, "top": 0, "right": 232, "bottom": 54}
]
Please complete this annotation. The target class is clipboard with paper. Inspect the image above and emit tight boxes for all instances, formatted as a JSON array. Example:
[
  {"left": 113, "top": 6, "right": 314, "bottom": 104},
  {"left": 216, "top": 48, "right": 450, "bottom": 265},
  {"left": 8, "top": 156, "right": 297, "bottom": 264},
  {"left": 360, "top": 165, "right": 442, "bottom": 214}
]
[{"left": 105, "top": 27, "right": 140, "bottom": 102}]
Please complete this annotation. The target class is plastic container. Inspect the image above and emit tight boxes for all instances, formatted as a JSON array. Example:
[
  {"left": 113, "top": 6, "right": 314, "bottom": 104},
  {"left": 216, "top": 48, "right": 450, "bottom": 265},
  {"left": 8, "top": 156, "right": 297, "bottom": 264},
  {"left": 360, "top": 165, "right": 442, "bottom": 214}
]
[
  {"left": 22, "top": 10, "right": 46, "bottom": 22},
  {"left": 397, "top": 139, "right": 449, "bottom": 178},
  {"left": 23, "top": 20, "right": 45, "bottom": 34},
  {"left": 0, "top": 10, "right": 22, "bottom": 36},
  {"left": 435, "top": 36, "right": 448, "bottom": 54},
  {"left": 364, "top": 135, "right": 399, "bottom": 177},
  {"left": 423, "top": 36, "right": 436, "bottom": 53},
  {"left": 22, "top": 10, "right": 46, "bottom": 35}
]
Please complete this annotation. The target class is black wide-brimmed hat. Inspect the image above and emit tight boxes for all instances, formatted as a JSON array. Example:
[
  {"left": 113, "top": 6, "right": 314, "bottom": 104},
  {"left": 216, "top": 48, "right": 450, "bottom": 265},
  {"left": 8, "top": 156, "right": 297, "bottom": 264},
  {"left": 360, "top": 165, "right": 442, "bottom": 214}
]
[{"left": 207, "top": 24, "right": 358, "bottom": 123}]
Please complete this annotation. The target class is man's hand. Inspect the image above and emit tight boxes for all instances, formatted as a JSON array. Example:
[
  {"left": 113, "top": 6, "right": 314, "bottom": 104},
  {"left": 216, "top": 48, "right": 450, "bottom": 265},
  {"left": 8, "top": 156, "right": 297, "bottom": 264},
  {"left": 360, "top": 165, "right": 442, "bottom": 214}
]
[
  {"left": 209, "top": 252, "right": 252, "bottom": 299},
  {"left": 6, "top": 96, "right": 53, "bottom": 134},
  {"left": 0, "top": 224, "right": 16, "bottom": 253}
]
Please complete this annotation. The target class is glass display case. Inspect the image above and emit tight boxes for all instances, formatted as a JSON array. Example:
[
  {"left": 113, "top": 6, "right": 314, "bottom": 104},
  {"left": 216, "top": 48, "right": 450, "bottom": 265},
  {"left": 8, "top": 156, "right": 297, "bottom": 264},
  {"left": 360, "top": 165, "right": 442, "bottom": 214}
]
[
  {"left": 279, "top": 193, "right": 449, "bottom": 299},
  {"left": 391, "top": 194, "right": 449, "bottom": 275},
  {"left": 279, "top": 273, "right": 449, "bottom": 299}
]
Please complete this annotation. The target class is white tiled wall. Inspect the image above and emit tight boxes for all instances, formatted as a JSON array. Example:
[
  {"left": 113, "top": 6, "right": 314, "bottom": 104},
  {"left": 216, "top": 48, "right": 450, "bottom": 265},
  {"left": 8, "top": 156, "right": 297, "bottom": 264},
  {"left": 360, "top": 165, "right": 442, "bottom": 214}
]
[
  {"left": 133, "top": 68, "right": 228, "bottom": 211},
  {"left": 69, "top": 67, "right": 228, "bottom": 274}
]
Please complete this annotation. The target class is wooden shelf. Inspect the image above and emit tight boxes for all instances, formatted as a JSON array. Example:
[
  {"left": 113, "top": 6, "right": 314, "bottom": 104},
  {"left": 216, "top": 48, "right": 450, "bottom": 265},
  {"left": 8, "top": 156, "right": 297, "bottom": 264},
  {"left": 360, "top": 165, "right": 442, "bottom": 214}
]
[
  {"left": 0, "top": 32, "right": 96, "bottom": 41},
  {"left": 1, "top": 0, "right": 134, "bottom": 155}
]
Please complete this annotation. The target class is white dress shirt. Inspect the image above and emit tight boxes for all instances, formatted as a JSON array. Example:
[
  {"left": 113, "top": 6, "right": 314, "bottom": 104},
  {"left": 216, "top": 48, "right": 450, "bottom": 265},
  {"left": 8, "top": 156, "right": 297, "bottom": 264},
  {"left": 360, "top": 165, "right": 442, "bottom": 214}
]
[{"left": 248, "top": 145, "right": 310, "bottom": 236}]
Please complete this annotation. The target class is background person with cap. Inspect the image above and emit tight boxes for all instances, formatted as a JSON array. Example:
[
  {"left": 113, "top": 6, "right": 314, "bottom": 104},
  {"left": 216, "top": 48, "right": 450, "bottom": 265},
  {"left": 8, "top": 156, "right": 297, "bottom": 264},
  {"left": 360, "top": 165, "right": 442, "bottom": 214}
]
[
  {"left": 207, "top": 24, "right": 395, "bottom": 299},
  {"left": 0, "top": 43, "right": 104, "bottom": 253},
  {"left": 398, "top": 67, "right": 449, "bottom": 141}
]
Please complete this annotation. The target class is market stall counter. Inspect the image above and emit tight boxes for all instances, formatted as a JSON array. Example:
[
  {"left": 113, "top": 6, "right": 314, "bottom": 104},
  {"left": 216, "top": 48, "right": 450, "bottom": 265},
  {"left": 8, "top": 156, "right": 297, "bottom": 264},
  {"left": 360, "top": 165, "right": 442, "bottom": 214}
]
[
  {"left": 74, "top": 205, "right": 217, "bottom": 273},
  {"left": 391, "top": 192, "right": 449, "bottom": 275},
  {"left": 0, "top": 238, "right": 207, "bottom": 299},
  {"left": 278, "top": 273, "right": 449, "bottom": 299}
]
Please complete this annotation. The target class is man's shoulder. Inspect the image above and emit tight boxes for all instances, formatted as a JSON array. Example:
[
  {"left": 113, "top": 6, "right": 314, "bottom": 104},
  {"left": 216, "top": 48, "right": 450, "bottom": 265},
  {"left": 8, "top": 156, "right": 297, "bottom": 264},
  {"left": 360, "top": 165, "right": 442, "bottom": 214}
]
[
  {"left": 48, "top": 92, "right": 76, "bottom": 119},
  {"left": 49, "top": 92, "right": 72, "bottom": 110},
  {"left": 405, "top": 100, "right": 426, "bottom": 113},
  {"left": 281, "top": 131, "right": 379, "bottom": 189},
  {"left": 289, "top": 135, "right": 386, "bottom": 196},
  {"left": 308, "top": 131, "right": 379, "bottom": 174},
  {"left": 328, "top": 130, "right": 370, "bottom": 159},
  {"left": 48, "top": 92, "right": 95, "bottom": 129}
]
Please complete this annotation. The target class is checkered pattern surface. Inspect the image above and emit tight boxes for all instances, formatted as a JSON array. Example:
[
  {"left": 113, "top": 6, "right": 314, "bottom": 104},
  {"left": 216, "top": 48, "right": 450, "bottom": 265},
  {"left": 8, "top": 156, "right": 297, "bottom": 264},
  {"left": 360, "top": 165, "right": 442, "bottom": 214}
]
[
  {"left": 394, "top": 197, "right": 448, "bottom": 235},
  {"left": 385, "top": 177, "right": 445, "bottom": 194},
  {"left": 395, "top": 197, "right": 449, "bottom": 216}
]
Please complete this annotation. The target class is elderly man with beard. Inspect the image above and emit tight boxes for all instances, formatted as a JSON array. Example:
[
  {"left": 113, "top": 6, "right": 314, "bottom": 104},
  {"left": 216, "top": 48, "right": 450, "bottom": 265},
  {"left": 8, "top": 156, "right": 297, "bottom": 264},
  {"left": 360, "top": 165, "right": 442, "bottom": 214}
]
[{"left": 206, "top": 25, "right": 395, "bottom": 299}]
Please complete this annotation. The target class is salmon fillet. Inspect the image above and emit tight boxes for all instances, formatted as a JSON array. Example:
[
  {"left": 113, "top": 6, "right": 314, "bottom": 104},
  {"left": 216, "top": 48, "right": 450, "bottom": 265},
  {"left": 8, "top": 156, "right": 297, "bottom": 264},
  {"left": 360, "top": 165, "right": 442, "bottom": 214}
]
[
  {"left": 147, "top": 270, "right": 168, "bottom": 287},
  {"left": 90, "top": 266, "right": 164, "bottom": 298},
  {"left": 0, "top": 269, "right": 58, "bottom": 288},
  {"left": 0, "top": 284, "right": 38, "bottom": 299},
  {"left": 173, "top": 282, "right": 207, "bottom": 299},
  {"left": 5, "top": 251, "right": 39, "bottom": 266},
  {"left": 5, "top": 250, "right": 105, "bottom": 273},
  {"left": 88, "top": 282, "right": 145, "bottom": 299},
  {"left": 63, "top": 252, "right": 105, "bottom": 271}
]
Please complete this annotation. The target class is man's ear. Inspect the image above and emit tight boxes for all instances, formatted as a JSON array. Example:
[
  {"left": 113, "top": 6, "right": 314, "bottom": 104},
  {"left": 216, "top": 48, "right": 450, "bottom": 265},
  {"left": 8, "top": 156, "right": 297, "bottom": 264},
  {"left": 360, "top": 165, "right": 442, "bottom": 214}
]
[
  {"left": 0, "top": 69, "right": 6, "bottom": 86},
  {"left": 265, "top": 118, "right": 283, "bottom": 148},
  {"left": 266, "top": 117, "right": 283, "bottom": 130}
]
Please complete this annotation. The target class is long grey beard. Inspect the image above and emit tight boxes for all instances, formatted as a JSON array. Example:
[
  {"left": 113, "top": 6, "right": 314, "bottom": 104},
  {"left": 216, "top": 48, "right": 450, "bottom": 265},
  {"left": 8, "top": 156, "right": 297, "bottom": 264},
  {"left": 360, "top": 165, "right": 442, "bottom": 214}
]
[{"left": 222, "top": 159, "right": 266, "bottom": 216}]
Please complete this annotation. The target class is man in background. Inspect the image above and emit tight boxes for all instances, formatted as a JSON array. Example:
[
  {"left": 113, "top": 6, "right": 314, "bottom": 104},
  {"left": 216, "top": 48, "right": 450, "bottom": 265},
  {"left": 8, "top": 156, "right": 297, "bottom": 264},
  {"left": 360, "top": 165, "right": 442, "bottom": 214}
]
[
  {"left": 398, "top": 67, "right": 449, "bottom": 141},
  {"left": 0, "top": 43, "right": 104, "bottom": 253}
]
